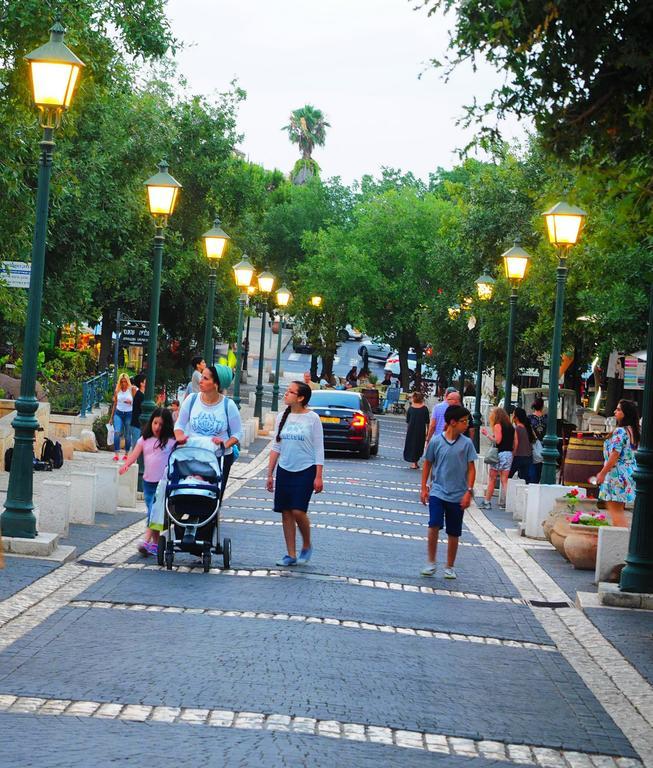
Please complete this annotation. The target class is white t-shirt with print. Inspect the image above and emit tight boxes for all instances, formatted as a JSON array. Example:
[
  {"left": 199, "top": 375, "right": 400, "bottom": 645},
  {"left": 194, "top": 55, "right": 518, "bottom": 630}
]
[
  {"left": 176, "top": 394, "right": 242, "bottom": 455},
  {"left": 271, "top": 410, "right": 325, "bottom": 472}
]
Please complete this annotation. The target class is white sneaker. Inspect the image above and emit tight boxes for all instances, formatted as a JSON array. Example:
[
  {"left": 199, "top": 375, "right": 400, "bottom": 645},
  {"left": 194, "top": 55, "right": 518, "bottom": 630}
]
[
  {"left": 420, "top": 562, "right": 436, "bottom": 577},
  {"left": 443, "top": 567, "right": 457, "bottom": 579}
]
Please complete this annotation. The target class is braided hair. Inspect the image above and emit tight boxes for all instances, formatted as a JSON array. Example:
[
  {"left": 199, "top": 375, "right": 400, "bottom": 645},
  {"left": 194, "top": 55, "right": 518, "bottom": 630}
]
[{"left": 276, "top": 381, "right": 313, "bottom": 442}]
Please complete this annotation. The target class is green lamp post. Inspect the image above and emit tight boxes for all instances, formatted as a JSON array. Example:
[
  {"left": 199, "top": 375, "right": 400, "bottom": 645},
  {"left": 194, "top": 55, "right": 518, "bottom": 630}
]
[
  {"left": 620, "top": 284, "right": 653, "bottom": 593},
  {"left": 540, "top": 201, "right": 587, "bottom": 485},
  {"left": 271, "top": 286, "right": 292, "bottom": 411},
  {"left": 501, "top": 240, "right": 531, "bottom": 413},
  {"left": 232, "top": 255, "right": 255, "bottom": 408},
  {"left": 2, "top": 21, "right": 84, "bottom": 539},
  {"left": 140, "top": 161, "right": 181, "bottom": 426},
  {"left": 254, "top": 270, "right": 275, "bottom": 421},
  {"left": 309, "top": 296, "right": 323, "bottom": 381},
  {"left": 472, "top": 273, "right": 495, "bottom": 451},
  {"left": 201, "top": 217, "right": 230, "bottom": 365}
]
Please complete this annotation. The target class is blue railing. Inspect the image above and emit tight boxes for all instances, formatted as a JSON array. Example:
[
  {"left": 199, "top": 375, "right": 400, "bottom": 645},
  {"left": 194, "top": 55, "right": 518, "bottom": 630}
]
[{"left": 81, "top": 370, "right": 109, "bottom": 418}]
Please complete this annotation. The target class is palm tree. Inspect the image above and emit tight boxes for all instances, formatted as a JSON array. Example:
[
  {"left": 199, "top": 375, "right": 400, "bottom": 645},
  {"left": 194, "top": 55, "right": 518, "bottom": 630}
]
[{"left": 283, "top": 105, "right": 330, "bottom": 183}]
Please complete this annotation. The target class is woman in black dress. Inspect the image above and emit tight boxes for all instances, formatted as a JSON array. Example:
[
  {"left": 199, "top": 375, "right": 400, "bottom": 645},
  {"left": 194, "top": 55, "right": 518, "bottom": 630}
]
[{"left": 403, "top": 391, "right": 430, "bottom": 468}]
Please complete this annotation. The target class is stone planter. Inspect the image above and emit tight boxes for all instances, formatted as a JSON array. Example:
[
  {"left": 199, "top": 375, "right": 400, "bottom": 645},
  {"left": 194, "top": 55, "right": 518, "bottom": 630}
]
[
  {"left": 550, "top": 516, "right": 573, "bottom": 560},
  {"left": 552, "top": 498, "right": 599, "bottom": 516},
  {"left": 564, "top": 524, "right": 599, "bottom": 570}
]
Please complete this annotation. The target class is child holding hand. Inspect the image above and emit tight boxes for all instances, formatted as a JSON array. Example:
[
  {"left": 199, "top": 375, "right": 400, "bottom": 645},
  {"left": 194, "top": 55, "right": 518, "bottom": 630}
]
[{"left": 120, "top": 407, "right": 176, "bottom": 555}]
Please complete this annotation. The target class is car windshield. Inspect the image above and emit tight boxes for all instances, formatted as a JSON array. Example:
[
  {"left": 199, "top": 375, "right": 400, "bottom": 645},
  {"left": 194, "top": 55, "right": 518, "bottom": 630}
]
[{"left": 309, "top": 392, "right": 361, "bottom": 409}]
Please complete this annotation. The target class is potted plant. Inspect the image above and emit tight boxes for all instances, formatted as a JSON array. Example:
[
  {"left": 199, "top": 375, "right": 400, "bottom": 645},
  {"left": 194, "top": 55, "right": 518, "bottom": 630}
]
[
  {"left": 544, "top": 487, "right": 584, "bottom": 549},
  {"left": 564, "top": 510, "right": 611, "bottom": 570}
]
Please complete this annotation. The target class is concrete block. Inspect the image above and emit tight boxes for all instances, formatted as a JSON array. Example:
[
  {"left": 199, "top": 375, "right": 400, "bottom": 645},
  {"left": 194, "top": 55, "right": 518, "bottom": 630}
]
[
  {"left": 597, "top": 582, "right": 649, "bottom": 609},
  {"left": 95, "top": 464, "right": 119, "bottom": 514},
  {"left": 523, "top": 483, "right": 567, "bottom": 539},
  {"left": 70, "top": 471, "right": 97, "bottom": 525},
  {"left": 514, "top": 484, "right": 529, "bottom": 523},
  {"left": 2, "top": 531, "right": 59, "bottom": 556},
  {"left": 263, "top": 411, "right": 275, "bottom": 432},
  {"left": 248, "top": 392, "right": 256, "bottom": 408},
  {"left": 61, "top": 441, "right": 75, "bottom": 461},
  {"left": 38, "top": 480, "right": 71, "bottom": 536},
  {"left": 118, "top": 463, "right": 138, "bottom": 509},
  {"left": 595, "top": 526, "right": 629, "bottom": 583},
  {"left": 506, "top": 477, "right": 525, "bottom": 519}
]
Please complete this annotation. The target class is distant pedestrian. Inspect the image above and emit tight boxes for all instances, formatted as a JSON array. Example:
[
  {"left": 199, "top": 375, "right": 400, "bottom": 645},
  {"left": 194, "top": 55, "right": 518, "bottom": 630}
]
[
  {"left": 110, "top": 373, "right": 134, "bottom": 461},
  {"left": 528, "top": 396, "right": 546, "bottom": 483},
  {"left": 510, "top": 407, "right": 534, "bottom": 482},
  {"left": 186, "top": 355, "right": 206, "bottom": 397},
  {"left": 169, "top": 399, "right": 180, "bottom": 423},
  {"left": 267, "top": 381, "right": 324, "bottom": 567},
  {"left": 303, "top": 370, "right": 319, "bottom": 391},
  {"left": 424, "top": 387, "right": 460, "bottom": 445},
  {"left": 404, "top": 392, "right": 429, "bottom": 469},
  {"left": 345, "top": 366, "right": 358, "bottom": 388},
  {"left": 130, "top": 373, "right": 146, "bottom": 446},
  {"left": 120, "top": 407, "right": 176, "bottom": 556},
  {"left": 420, "top": 405, "right": 476, "bottom": 579},
  {"left": 480, "top": 407, "right": 514, "bottom": 509}
]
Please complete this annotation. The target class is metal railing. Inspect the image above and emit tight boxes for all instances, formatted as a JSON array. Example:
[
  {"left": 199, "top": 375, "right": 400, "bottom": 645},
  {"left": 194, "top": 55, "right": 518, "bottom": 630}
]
[{"left": 81, "top": 370, "right": 109, "bottom": 417}]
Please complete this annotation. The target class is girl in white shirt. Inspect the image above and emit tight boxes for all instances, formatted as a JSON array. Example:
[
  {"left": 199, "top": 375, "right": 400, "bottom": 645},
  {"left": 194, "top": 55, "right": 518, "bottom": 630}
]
[{"left": 267, "top": 381, "right": 324, "bottom": 567}]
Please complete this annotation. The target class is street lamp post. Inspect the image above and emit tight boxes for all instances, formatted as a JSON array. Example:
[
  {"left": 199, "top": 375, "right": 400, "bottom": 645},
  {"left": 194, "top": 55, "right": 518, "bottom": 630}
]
[
  {"left": 309, "top": 296, "right": 322, "bottom": 381},
  {"left": 272, "top": 286, "right": 292, "bottom": 411},
  {"left": 242, "top": 285, "right": 256, "bottom": 373},
  {"left": 620, "top": 283, "right": 653, "bottom": 593},
  {"left": 140, "top": 162, "right": 182, "bottom": 426},
  {"left": 232, "top": 255, "right": 255, "bottom": 408},
  {"left": 501, "top": 240, "right": 531, "bottom": 413},
  {"left": 2, "top": 21, "right": 84, "bottom": 539},
  {"left": 472, "top": 274, "right": 495, "bottom": 451},
  {"left": 201, "top": 217, "right": 230, "bottom": 365},
  {"left": 540, "top": 201, "right": 587, "bottom": 485},
  {"left": 254, "top": 270, "right": 275, "bottom": 420}
]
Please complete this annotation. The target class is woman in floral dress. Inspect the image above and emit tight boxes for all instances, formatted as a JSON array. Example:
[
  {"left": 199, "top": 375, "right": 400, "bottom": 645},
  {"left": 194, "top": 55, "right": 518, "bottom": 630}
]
[{"left": 595, "top": 399, "right": 640, "bottom": 527}]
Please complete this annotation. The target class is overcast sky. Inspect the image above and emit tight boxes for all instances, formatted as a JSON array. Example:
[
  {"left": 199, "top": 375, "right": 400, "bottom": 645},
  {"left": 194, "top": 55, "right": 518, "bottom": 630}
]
[{"left": 166, "top": 0, "right": 527, "bottom": 184}]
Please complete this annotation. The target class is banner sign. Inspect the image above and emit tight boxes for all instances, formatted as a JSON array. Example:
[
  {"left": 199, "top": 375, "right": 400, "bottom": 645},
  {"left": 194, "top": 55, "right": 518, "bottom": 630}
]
[
  {"left": 121, "top": 322, "right": 150, "bottom": 346},
  {"left": 0, "top": 261, "right": 31, "bottom": 288},
  {"left": 624, "top": 355, "right": 645, "bottom": 390}
]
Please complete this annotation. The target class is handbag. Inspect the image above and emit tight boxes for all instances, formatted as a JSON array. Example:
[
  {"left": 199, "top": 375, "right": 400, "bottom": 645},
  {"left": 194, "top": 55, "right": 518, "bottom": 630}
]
[
  {"left": 223, "top": 397, "right": 240, "bottom": 459},
  {"left": 483, "top": 445, "right": 499, "bottom": 466},
  {"left": 106, "top": 421, "right": 115, "bottom": 445},
  {"left": 532, "top": 439, "right": 543, "bottom": 464}
]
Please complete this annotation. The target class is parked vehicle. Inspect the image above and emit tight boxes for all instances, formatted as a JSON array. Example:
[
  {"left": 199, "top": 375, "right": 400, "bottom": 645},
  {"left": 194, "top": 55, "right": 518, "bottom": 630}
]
[
  {"left": 358, "top": 340, "right": 392, "bottom": 364},
  {"left": 309, "top": 390, "right": 379, "bottom": 459},
  {"left": 384, "top": 351, "right": 436, "bottom": 381},
  {"left": 338, "top": 324, "right": 363, "bottom": 342},
  {"left": 292, "top": 335, "right": 314, "bottom": 354}
]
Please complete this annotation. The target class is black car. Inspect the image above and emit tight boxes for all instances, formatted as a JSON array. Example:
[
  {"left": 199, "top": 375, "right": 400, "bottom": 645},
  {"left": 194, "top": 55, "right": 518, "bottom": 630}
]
[{"left": 309, "top": 390, "right": 379, "bottom": 459}]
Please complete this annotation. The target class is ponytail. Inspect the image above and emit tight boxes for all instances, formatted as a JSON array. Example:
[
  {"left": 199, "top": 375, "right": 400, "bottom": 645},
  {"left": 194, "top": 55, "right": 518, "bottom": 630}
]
[{"left": 276, "top": 406, "right": 291, "bottom": 442}]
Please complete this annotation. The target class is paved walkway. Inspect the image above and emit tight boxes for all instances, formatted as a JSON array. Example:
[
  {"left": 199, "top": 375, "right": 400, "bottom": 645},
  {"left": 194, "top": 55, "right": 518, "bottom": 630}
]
[{"left": 0, "top": 415, "right": 651, "bottom": 767}]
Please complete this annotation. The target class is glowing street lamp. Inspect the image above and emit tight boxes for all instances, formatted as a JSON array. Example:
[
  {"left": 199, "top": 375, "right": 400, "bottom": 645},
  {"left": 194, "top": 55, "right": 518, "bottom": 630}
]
[
  {"left": 201, "top": 217, "right": 230, "bottom": 363},
  {"left": 540, "top": 201, "right": 588, "bottom": 485},
  {"left": 272, "top": 286, "right": 293, "bottom": 411},
  {"left": 310, "top": 295, "right": 322, "bottom": 308},
  {"left": 501, "top": 239, "right": 531, "bottom": 412},
  {"left": 2, "top": 21, "right": 85, "bottom": 539},
  {"left": 232, "top": 255, "right": 255, "bottom": 408},
  {"left": 254, "top": 270, "right": 276, "bottom": 420},
  {"left": 140, "top": 162, "right": 182, "bottom": 425}
]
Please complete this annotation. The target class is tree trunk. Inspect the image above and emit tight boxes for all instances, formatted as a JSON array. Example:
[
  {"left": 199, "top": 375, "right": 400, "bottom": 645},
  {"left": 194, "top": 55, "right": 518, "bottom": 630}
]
[
  {"left": 398, "top": 346, "right": 411, "bottom": 391},
  {"left": 99, "top": 311, "right": 115, "bottom": 370},
  {"left": 320, "top": 354, "right": 334, "bottom": 382}
]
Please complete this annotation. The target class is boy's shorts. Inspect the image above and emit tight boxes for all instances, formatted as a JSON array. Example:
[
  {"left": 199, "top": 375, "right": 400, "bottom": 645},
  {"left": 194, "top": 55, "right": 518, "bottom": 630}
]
[{"left": 428, "top": 496, "right": 464, "bottom": 537}]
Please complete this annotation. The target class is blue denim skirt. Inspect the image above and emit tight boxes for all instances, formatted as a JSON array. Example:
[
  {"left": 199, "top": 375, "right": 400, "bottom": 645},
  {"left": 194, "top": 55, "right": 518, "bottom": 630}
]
[{"left": 274, "top": 465, "right": 316, "bottom": 513}]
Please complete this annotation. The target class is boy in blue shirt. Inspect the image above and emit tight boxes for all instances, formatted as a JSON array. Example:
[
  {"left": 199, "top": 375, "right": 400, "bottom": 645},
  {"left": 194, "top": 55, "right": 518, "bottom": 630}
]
[{"left": 420, "top": 405, "right": 477, "bottom": 579}]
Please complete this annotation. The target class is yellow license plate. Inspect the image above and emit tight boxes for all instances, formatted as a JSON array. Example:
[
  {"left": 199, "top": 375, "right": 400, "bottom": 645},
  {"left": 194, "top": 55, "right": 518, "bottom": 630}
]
[{"left": 320, "top": 416, "right": 340, "bottom": 423}]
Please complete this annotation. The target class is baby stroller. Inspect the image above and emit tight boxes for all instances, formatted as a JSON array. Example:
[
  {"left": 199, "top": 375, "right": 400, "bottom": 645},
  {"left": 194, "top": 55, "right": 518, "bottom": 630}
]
[{"left": 157, "top": 438, "right": 231, "bottom": 572}]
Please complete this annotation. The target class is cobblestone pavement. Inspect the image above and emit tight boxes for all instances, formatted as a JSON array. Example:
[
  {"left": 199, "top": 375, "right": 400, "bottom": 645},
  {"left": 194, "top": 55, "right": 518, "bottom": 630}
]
[{"left": 0, "top": 415, "right": 651, "bottom": 767}]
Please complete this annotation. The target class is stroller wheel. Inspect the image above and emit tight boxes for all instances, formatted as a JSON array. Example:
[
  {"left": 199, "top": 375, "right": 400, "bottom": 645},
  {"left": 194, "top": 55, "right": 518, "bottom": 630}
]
[
  {"left": 202, "top": 551, "right": 212, "bottom": 573},
  {"left": 157, "top": 536, "right": 165, "bottom": 567},
  {"left": 222, "top": 537, "right": 232, "bottom": 570},
  {"left": 165, "top": 549, "right": 174, "bottom": 570}
]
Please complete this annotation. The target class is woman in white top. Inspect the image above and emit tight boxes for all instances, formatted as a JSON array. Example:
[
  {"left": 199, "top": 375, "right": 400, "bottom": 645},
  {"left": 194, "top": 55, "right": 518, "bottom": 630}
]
[
  {"left": 110, "top": 373, "right": 134, "bottom": 461},
  {"left": 174, "top": 364, "right": 242, "bottom": 498},
  {"left": 267, "top": 381, "right": 324, "bottom": 567}
]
